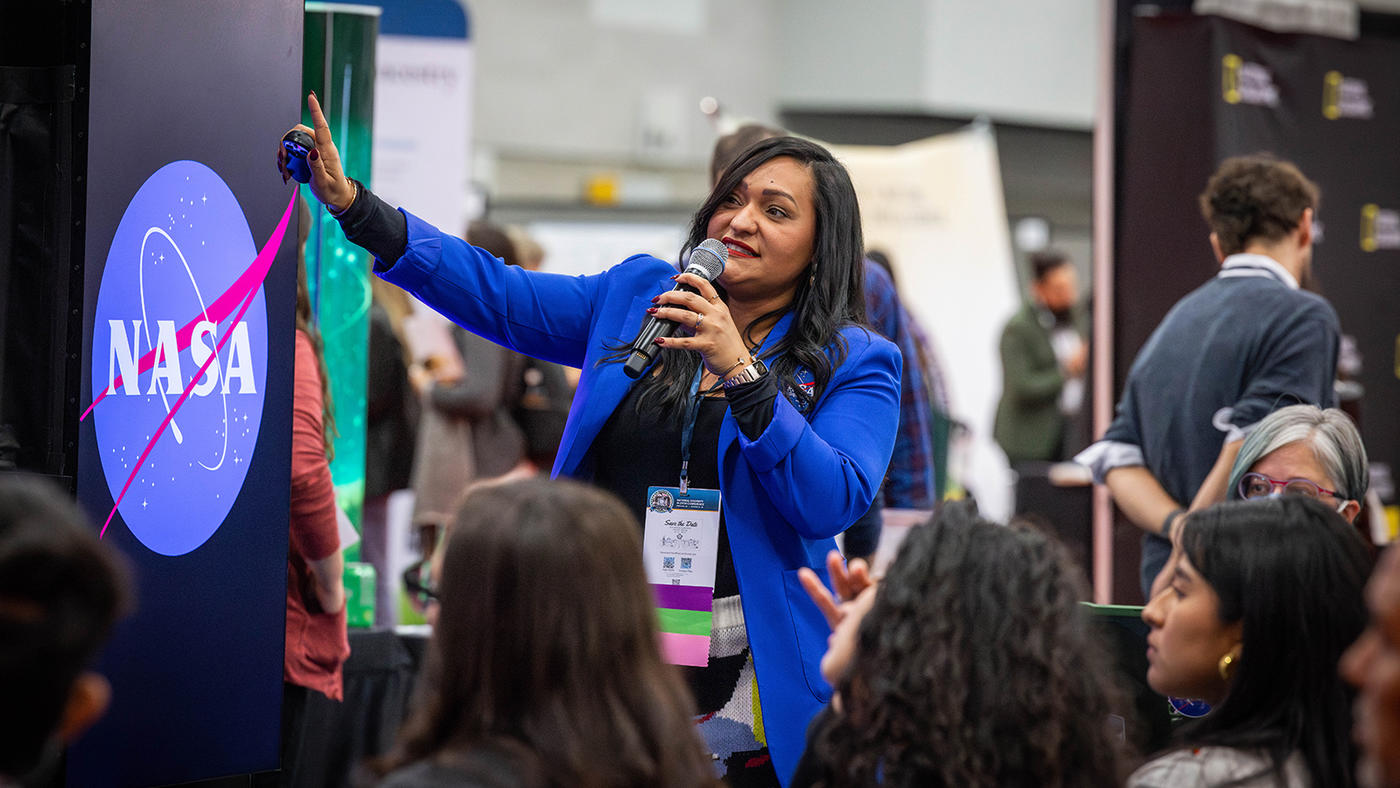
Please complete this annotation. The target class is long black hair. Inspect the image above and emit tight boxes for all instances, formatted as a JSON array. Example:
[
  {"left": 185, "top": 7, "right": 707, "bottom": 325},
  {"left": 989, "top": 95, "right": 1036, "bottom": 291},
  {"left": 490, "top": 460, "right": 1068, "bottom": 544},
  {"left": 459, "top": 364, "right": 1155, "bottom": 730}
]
[
  {"left": 1174, "top": 497, "right": 1372, "bottom": 786},
  {"left": 816, "top": 500, "right": 1130, "bottom": 786},
  {"left": 621, "top": 136, "right": 866, "bottom": 423}
]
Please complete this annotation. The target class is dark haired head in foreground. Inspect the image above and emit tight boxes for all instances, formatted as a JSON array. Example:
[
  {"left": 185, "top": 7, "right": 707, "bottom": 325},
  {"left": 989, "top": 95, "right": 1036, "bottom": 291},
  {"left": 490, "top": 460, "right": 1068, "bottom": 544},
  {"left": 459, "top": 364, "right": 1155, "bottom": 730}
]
[
  {"left": 1136, "top": 497, "right": 1370, "bottom": 786},
  {"left": 372, "top": 478, "right": 717, "bottom": 788},
  {"left": 0, "top": 473, "right": 128, "bottom": 780},
  {"left": 814, "top": 500, "right": 1128, "bottom": 786}
]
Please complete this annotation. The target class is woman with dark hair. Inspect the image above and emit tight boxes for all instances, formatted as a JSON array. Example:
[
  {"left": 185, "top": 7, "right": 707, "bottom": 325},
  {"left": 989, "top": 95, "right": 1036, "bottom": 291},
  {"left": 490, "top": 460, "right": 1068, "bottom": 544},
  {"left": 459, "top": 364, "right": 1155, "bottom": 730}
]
[
  {"left": 282, "top": 93, "right": 900, "bottom": 785},
  {"left": 793, "top": 500, "right": 1129, "bottom": 787},
  {"left": 1132, "top": 497, "right": 1371, "bottom": 786},
  {"left": 370, "top": 478, "right": 717, "bottom": 787}
]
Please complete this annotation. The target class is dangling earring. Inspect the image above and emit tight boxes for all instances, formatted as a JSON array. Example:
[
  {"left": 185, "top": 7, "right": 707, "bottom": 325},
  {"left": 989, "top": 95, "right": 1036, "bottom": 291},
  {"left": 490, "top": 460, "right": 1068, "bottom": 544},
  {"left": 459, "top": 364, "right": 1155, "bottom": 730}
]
[
  {"left": 1218, "top": 652, "right": 1237, "bottom": 681},
  {"left": 808, "top": 262, "right": 817, "bottom": 287}
]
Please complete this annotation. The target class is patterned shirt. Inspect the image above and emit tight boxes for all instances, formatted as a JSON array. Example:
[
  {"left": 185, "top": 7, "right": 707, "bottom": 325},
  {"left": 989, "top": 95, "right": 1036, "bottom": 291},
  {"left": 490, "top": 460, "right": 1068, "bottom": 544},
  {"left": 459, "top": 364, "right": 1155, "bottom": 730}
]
[
  {"left": 864, "top": 262, "right": 940, "bottom": 509},
  {"left": 1128, "top": 746, "right": 1310, "bottom": 787}
]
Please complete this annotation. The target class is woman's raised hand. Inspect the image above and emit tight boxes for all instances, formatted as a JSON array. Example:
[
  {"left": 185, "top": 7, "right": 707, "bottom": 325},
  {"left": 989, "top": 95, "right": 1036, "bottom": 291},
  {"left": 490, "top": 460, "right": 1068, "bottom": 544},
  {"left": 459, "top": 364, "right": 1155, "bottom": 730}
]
[
  {"left": 277, "top": 92, "right": 356, "bottom": 213},
  {"left": 798, "top": 549, "right": 876, "bottom": 631},
  {"left": 649, "top": 271, "right": 751, "bottom": 378}
]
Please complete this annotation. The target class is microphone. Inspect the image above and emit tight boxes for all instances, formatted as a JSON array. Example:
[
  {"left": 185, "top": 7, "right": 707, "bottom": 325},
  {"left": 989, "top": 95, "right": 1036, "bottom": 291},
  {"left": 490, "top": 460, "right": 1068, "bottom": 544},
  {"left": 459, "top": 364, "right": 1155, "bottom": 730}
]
[{"left": 623, "top": 238, "right": 728, "bottom": 378}]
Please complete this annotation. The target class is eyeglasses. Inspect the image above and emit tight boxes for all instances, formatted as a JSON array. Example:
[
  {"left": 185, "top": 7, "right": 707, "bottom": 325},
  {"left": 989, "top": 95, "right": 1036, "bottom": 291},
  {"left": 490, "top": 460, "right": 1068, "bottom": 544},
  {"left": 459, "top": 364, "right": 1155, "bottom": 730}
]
[
  {"left": 402, "top": 560, "right": 440, "bottom": 611},
  {"left": 1237, "top": 472, "right": 1340, "bottom": 501}
]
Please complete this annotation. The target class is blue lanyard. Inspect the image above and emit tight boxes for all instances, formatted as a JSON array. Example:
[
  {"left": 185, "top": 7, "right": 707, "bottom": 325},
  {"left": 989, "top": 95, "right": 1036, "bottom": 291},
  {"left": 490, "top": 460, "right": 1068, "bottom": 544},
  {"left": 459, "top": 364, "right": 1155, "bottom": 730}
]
[
  {"left": 679, "top": 350, "right": 764, "bottom": 491},
  {"left": 680, "top": 365, "right": 724, "bottom": 494},
  {"left": 680, "top": 367, "right": 704, "bottom": 494}
]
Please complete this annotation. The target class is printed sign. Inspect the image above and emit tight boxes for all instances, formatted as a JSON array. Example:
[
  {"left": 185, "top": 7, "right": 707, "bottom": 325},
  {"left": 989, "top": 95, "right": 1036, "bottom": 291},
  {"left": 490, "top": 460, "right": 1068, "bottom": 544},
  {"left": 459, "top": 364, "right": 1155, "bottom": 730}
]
[{"left": 85, "top": 160, "right": 290, "bottom": 555}]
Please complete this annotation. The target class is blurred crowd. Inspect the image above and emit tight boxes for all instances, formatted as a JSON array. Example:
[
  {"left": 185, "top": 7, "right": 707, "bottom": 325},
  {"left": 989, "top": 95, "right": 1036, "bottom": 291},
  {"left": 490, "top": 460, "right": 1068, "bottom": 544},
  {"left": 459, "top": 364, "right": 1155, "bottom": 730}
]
[{"left": 6, "top": 119, "right": 1399, "bottom": 788}]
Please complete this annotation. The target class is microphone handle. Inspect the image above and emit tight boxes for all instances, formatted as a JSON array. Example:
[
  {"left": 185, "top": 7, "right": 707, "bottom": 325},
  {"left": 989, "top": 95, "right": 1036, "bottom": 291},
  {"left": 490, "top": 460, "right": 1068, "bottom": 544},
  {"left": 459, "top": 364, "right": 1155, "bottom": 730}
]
[{"left": 622, "top": 281, "right": 703, "bottom": 378}]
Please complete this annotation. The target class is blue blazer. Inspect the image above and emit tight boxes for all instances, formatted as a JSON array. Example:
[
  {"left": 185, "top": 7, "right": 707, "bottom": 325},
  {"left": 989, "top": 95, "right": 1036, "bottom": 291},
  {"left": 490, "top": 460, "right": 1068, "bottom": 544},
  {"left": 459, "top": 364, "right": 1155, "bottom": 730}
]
[{"left": 377, "top": 211, "right": 902, "bottom": 783}]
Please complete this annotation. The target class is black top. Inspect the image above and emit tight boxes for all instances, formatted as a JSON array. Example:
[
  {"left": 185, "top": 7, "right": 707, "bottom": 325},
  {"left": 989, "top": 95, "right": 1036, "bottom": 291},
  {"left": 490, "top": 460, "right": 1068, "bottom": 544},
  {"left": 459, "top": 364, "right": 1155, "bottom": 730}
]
[
  {"left": 591, "top": 374, "right": 779, "bottom": 712},
  {"left": 591, "top": 382, "right": 739, "bottom": 599},
  {"left": 587, "top": 367, "right": 781, "bottom": 575},
  {"left": 364, "top": 302, "right": 418, "bottom": 496}
]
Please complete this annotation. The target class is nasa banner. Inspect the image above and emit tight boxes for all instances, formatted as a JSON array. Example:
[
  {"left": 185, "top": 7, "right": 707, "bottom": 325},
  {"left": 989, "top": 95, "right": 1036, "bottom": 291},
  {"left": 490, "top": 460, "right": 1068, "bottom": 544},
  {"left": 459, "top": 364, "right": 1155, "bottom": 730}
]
[
  {"left": 71, "top": 1, "right": 303, "bottom": 785},
  {"left": 1118, "top": 14, "right": 1400, "bottom": 547}
]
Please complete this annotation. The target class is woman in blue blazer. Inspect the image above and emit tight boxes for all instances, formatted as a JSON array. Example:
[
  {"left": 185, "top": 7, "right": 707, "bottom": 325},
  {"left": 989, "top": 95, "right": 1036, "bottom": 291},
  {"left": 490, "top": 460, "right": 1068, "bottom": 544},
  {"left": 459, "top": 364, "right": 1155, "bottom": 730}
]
[{"left": 283, "top": 94, "right": 900, "bottom": 786}]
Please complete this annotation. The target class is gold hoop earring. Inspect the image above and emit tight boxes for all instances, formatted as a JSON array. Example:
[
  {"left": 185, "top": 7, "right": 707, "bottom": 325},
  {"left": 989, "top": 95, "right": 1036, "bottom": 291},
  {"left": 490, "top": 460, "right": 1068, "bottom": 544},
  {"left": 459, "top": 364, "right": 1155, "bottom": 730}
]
[
  {"left": 1218, "top": 652, "right": 1237, "bottom": 681},
  {"left": 808, "top": 263, "right": 817, "bottom": 287}
]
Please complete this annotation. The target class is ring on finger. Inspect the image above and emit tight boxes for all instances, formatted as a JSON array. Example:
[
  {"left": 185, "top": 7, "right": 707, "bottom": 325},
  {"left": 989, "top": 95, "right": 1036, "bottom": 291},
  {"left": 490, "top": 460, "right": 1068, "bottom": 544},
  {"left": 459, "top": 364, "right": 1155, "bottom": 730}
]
[
  {"left": 708, "top": 295, "right": 721, "bottom": 303},
  {"left": 695, "top": 313, "right": 705, "bottom": 330}
]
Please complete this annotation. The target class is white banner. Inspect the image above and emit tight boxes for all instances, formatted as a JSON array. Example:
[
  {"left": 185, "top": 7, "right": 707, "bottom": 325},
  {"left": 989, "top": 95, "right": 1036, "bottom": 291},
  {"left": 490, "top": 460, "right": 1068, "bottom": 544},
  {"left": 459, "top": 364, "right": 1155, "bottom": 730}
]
[
  {"left": 370, "top": 31, "right": 473, "bottom": 361},
  {"left": 834, "top": 125, "right": 1019, "bottom": 520},
  {"left": 371, "top": 34, "right": 472, "bottom": 232}
]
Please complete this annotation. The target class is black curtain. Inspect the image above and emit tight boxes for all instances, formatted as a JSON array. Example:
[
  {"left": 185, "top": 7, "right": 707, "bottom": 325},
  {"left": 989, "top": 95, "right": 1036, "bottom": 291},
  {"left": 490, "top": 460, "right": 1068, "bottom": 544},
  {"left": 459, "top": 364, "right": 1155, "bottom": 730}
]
[{"left": 0, "top": 0, "right": 87, "bottom": 480}]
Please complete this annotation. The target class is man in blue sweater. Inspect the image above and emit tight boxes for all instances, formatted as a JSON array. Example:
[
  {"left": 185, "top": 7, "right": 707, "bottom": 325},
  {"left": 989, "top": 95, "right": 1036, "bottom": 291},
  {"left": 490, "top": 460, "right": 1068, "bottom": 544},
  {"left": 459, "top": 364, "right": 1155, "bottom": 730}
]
[{"left": 1078, "top": 155, "right": 1340, "bottom": 598}]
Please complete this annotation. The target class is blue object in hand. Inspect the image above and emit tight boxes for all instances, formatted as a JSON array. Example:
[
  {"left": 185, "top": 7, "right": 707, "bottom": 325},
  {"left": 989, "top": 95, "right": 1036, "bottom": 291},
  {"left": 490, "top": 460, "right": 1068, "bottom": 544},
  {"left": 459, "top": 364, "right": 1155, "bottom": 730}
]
[{"left": 282, "top": 129, "right": 314, "bottom": 184}]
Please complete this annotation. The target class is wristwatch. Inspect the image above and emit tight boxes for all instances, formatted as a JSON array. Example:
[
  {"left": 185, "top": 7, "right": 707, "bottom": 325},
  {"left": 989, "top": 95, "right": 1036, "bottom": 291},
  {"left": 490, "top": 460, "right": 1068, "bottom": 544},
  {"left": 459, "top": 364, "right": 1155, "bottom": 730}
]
[{"left": 721, "top": 358, "right": 768, "bottom": 389}]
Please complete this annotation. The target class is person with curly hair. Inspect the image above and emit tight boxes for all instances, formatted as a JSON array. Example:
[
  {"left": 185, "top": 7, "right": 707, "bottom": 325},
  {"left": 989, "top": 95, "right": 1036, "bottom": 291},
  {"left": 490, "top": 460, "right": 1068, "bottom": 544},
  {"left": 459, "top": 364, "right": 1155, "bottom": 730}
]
[
  {"left": 791, "top": 500, "right": 1130, "bottom": 787},
  {"left": 1130, "top": 497, "right": 1370, "bottom": 787}
]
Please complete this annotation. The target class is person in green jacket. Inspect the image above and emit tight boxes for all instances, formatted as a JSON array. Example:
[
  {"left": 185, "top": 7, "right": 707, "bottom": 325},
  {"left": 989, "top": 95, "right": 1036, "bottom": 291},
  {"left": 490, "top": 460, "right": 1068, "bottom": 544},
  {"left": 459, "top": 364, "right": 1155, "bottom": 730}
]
[{"left": 994, "top": 251, "right": 1087, "bottom": 466}]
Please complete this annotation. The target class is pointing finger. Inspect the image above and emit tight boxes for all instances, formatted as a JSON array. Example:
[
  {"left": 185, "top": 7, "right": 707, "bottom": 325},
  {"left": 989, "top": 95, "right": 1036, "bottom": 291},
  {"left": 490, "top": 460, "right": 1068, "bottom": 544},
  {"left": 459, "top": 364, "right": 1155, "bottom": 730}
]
[{"left": 307, "top": 92, "right": 331, "bottom": 139}]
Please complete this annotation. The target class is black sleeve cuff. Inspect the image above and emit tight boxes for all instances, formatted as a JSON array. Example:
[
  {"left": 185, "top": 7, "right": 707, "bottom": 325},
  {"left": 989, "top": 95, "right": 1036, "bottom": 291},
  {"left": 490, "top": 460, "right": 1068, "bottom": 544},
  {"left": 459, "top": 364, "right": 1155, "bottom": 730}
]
[
  {"left": 335, "top": 179, "right": 408, "bottom": 267},
  {"left": 725, "top": 372, "right": 779, "bottom": 440}
]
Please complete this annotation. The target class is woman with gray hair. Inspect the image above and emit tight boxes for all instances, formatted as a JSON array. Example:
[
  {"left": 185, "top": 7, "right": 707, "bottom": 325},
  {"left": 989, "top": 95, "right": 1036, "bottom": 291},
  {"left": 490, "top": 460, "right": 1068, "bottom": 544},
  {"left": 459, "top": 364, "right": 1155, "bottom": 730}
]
[
  {"left": 1147, "top": 404, "right": 1370, "bottom": 603},
  {"left": 1227, "top": 404, "right": 1368, "bottom": 523}
]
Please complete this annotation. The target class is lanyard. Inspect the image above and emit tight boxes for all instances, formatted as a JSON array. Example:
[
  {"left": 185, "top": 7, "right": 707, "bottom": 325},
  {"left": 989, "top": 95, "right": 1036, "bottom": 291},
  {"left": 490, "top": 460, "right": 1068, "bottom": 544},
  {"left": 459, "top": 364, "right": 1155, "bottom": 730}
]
[{"left": 679, "top": 365, "right": 723, "bottom": 494}]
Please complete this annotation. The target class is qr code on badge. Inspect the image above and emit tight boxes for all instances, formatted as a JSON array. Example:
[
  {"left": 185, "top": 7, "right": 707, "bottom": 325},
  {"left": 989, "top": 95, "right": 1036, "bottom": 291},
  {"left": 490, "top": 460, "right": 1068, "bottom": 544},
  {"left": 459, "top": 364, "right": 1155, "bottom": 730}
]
[
  {"left": 681, "top": 557, "right": 692, "bottom": 570},
  {"left": 663, "top": 557, "right": 675, "bottom": 570}
]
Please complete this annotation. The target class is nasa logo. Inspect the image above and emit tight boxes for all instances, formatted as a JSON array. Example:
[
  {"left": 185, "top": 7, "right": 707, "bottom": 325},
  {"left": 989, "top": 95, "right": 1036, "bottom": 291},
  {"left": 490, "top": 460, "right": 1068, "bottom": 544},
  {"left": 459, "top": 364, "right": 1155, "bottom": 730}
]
[{"left": 88, "top": 160, "right": 287, "bottom": 556}]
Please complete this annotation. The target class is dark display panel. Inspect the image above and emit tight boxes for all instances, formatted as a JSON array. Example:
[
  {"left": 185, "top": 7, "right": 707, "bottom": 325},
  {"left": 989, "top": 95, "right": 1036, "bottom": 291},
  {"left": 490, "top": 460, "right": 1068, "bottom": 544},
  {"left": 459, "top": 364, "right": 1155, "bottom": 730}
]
[{"left": 71, "top": 1, "right": 303, "bottom": 784}]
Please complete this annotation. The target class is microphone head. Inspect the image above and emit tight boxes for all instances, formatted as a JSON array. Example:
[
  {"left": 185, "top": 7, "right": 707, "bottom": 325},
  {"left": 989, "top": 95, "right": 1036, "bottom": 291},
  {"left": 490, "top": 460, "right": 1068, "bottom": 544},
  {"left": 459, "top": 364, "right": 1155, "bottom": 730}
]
[{"left": 687, "top": 238, "right": 729, "bottom": 282}]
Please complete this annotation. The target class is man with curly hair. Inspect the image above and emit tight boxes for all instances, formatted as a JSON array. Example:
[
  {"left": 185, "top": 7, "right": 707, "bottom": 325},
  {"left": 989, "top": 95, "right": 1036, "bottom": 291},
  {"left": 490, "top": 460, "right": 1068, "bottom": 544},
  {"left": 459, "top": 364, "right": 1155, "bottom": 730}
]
[{"left": 1077, "top": 154, "right": 1340, "bottom": 597}]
